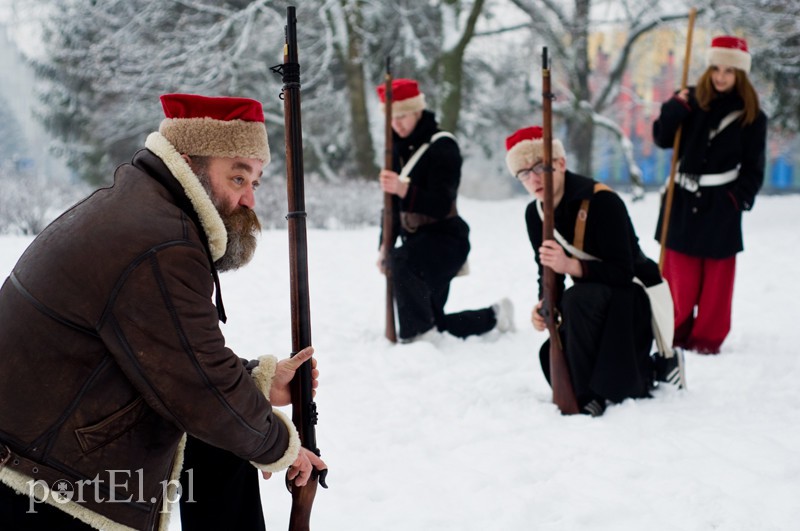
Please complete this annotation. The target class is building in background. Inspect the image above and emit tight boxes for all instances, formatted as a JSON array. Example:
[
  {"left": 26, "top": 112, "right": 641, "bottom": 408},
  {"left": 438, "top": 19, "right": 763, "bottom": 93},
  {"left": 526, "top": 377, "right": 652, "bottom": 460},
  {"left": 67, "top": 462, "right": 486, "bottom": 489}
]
[{"left": 589, "top": 27, "right": 797, "bottom": 193}]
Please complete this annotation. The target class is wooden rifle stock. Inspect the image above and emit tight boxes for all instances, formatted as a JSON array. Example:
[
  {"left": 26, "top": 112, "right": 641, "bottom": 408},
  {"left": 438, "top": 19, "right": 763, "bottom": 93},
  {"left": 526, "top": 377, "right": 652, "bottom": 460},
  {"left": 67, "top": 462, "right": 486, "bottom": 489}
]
[
  {"left": 658, "top": 8, "right": 697, "bottom": 272},
  {"left": 275, "top": 6, "right": 327, "bottom": 530},
  {"left": 541, "top": 47, "right": 579, "bottom": 415},
  {"left": 382, "top": 57, "right": 397, "bottom": 342}
]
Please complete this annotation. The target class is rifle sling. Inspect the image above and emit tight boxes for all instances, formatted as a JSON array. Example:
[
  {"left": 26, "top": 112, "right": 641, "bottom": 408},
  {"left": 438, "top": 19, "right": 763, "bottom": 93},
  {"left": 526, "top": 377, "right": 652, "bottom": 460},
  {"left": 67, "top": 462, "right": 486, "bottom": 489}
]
[
  {"left": 573, "top": 183, "right": 611, "bottom": 252},
  {"left": 536, "top": 182, "right": 610, "bottom": 260}
]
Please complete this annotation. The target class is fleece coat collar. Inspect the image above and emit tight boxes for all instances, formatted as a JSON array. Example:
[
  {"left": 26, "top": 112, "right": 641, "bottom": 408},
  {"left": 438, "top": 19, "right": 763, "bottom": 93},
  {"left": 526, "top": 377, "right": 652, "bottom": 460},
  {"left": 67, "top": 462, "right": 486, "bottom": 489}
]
[{"left": 145, "top": 132, "right": 227, "bottom": 262}]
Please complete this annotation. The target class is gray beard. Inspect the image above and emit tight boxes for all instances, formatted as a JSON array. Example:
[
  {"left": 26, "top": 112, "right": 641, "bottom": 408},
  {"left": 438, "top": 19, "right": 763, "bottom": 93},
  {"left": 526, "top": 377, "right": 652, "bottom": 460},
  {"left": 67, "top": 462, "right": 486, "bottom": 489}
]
[
  {"left": 214, "top": 220, "right": 258, "bottom": 272},
  {"left": 195, "top": 171, "right": 260, "bottom": 272}
]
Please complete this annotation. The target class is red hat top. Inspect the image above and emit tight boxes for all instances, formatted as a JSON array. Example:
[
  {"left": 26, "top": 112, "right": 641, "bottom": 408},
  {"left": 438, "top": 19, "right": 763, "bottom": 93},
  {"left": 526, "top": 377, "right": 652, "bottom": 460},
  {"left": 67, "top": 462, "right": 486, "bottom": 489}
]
[
  {"left": 376, "top": 78, "right": 426, "bottom": 115},
  {"left": 376, "top": 78, "right": 422, "bottom": 103},
  {"left": 707, "top": 35, "right": 751, "bottom": 74},
  {"left": 711, "top": 36, "right": 749, "bottom": 53},
  {"left": 160, "top": 93, "right": 265, "bottom": 123},
  {"left": 157, "top": 93, "right": 270, "bottom": 163},
  {"left": 505, "top": 126, "right": 544, "bottom": 151}
]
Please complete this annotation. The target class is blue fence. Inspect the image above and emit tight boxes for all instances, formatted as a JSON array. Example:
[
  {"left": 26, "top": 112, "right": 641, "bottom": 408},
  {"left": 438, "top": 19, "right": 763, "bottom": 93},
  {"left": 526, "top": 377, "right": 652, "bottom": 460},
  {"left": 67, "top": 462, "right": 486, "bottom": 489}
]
[{"left": 595, "top": 135, "right": 799, "bottom": 192}]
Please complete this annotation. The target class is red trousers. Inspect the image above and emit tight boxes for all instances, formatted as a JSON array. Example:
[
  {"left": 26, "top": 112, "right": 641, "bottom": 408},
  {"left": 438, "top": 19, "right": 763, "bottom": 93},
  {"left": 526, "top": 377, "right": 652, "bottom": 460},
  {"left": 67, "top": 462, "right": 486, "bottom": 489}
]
[{"left": 662, "top": 249, "right": 736, "bottom": 354}]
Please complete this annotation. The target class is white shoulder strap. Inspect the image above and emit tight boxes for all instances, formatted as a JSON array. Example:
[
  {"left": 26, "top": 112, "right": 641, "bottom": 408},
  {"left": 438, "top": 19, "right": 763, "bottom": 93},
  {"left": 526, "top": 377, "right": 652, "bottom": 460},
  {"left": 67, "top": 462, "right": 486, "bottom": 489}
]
[
  {"left": 709, "top": 110, "right": 744, "bottom": 141},
  {"left": 398, "top": 132, "right": 458, "bottom": 183}
]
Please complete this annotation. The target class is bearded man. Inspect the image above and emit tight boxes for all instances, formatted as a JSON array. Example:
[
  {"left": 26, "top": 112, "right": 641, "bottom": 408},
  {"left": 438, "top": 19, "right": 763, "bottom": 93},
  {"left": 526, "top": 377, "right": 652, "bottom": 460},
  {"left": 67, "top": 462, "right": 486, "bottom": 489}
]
[{"left": 0, "top": 94, "right": 325, "bottom": 531}]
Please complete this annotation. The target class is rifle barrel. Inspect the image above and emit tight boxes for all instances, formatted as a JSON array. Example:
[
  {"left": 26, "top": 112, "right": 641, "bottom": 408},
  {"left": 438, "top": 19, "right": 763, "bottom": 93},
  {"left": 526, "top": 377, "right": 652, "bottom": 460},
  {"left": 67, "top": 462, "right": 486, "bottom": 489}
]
[
  {"left": 280, "top": 6, "right": 326, "bottom": 531},
  {"left": 541, "top": 46, "right": 579, "bottom": 415},
  {"left": 382, "top": 56, "right": 397, "bottom": 342}
]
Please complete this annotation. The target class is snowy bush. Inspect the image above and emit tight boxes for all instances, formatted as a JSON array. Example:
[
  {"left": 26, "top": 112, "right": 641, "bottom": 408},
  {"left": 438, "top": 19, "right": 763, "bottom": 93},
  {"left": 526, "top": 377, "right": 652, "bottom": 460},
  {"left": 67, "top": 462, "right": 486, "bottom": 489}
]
[
  {"left": 0, "top": 165, "right": 88, "bottom": 235},
  {"left": 254, "top": 172, "right": 380, "bottom": 230}
]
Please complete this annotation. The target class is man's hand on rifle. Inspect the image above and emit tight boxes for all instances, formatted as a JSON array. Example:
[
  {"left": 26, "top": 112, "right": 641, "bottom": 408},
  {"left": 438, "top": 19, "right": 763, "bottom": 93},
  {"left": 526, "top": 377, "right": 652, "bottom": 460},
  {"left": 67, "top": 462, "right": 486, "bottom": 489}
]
[
  {"left": 376, "top": 244, "right": 388, "bottom": 275},
  {"left": 261, "top": 447, "right": 328, "bottom": 485},
  {"left": 531, "top": 300, "right": 546, "bottom": 331},
  {"left": 379, "top": 169, "right": 409, "bottom": 198},
  {"left": 269, "top": 346, "right": 318, "bottom": 407},
  {"left": 539, "top": 240, "right": 582, "bottom": 277}
]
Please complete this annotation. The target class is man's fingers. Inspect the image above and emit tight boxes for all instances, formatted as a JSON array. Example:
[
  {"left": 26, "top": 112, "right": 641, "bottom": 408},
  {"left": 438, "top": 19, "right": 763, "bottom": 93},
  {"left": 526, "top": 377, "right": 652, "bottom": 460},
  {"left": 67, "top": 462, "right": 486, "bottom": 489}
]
[
  {"left": 288, "top": 463, "right": 311, "bottom": 487},
  {"left": 288, "top": 346, "right": 314, "bottom": 367},
  {"left": 297, "top": 467, "right": 311, "bottom": 487},
  {"left": 310, "top": 454, "right": 327, "bottom": 471}
]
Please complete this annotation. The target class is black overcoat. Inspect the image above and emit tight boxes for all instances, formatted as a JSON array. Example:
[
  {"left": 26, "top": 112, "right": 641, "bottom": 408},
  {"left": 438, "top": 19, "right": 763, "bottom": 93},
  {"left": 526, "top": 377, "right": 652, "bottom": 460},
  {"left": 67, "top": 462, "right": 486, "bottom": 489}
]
[
  {"left": 653, "top": 88, "right": 768, "bottom": 258},
  {"left": 384, "top": 110, "right": 470, "bottom": 279},
  {"left": 526, "top": 172, "right": 655, "bottom": 402}
]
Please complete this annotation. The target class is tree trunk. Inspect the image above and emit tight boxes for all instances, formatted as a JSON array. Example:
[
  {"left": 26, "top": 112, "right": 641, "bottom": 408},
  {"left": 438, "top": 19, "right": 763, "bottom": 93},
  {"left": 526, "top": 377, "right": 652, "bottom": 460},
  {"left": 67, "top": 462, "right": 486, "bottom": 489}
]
[
  {"left": 566, "top": 0, "right": 593, "bottom": 177},
  {"left": 341, "top": 0, "right": 378, "bottom": 179},
  {"left": 435, "top": 0, "right": 486, "bottom": 134}
]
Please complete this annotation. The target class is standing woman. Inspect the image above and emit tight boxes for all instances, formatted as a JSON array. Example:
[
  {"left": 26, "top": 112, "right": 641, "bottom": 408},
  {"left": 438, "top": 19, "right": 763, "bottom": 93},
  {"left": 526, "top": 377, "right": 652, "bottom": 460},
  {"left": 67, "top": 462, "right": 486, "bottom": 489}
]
[{"left": 653, "top": 35, "right": 768, "bottom": 354}]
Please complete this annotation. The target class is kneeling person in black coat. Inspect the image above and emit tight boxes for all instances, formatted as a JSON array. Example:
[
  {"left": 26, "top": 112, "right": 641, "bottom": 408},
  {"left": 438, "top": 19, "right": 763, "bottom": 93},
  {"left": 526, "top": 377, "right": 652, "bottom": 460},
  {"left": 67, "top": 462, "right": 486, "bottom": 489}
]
[
  {"left": 506, "top": 126, "right": 658, "bottom": 416},
  {"left": 376, "top": 78, "right": 514, "bottom": 342}
]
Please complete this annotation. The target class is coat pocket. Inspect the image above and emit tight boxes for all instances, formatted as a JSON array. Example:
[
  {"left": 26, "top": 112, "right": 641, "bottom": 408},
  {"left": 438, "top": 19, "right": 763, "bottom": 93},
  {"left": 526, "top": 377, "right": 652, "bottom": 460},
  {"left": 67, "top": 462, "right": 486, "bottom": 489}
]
[{"left": 75, "top": 396, "right": 148, "bottom": 454}]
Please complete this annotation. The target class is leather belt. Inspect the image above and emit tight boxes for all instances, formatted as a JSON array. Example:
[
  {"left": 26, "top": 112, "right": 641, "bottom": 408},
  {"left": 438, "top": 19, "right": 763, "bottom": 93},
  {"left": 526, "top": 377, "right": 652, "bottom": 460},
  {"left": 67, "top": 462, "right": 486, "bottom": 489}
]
[{"left": 401, "top": 202, "right": 458, "bottom": 233}]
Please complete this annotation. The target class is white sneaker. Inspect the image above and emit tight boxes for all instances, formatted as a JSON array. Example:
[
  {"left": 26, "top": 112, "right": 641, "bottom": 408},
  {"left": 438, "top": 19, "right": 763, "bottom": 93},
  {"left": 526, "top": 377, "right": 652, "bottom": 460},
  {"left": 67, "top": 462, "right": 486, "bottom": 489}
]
[
  {"left": 653, "top": 347, "right": 687, "bottom": 390},
  {"left": 492, "top": 298, "right": 515, "bottom": 333}
]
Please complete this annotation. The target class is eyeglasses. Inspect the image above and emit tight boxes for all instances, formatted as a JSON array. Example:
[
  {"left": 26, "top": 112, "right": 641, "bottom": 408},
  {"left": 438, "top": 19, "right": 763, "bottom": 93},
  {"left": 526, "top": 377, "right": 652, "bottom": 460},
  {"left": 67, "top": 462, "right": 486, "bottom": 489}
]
[{"left": 515, "top": 162, "right": 547, "bottom": 181}]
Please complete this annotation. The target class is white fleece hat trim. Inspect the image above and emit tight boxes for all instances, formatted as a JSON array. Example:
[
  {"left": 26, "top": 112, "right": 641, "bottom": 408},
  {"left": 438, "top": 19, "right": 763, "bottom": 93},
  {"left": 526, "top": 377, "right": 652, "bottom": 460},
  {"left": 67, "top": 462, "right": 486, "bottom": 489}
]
[{"left": 505, "top": 138, "right": 566, "bottom": 176}]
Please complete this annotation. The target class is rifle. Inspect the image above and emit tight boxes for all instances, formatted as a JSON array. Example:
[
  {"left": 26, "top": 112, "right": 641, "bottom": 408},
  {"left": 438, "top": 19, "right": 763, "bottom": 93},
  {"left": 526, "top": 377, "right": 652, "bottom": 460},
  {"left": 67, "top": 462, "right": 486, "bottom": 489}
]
[
  {"left": 541, "top": 47, "right": 579, "bottom": 415},
  {"left": 382, "top": 56, "right": 397, "bottom": 343},
  {"left": 273, "top": 6, "right": 328, "bottom": 530},
  {"left": 658, "top": 8, "right": 697, "bottom": 272}
]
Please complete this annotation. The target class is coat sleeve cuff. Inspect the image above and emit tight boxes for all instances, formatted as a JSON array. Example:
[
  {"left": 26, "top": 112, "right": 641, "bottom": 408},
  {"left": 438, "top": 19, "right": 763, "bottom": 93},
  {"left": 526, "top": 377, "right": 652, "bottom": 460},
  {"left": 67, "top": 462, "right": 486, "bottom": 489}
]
[
  {"left": 249, "top": 355, "right": 301, "bottom": 473},
  {"left": 250, "top": 354, "right": 277, "bottom": 398},
  {"left": 578, "top": 259, "right": 590, "bottom": 279},
  {"left": 249, "top": 409, "right": 301, "bottom": 473},
  {"left": 672, "top": 96, "right": 691, "bottom": 111}
]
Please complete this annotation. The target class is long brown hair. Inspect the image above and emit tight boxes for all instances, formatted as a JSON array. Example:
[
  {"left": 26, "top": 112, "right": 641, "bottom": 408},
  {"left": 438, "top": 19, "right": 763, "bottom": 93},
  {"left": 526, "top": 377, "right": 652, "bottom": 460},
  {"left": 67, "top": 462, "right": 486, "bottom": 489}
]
[{"left": 695, "top": 67, "right": 760, "bottom": 125}]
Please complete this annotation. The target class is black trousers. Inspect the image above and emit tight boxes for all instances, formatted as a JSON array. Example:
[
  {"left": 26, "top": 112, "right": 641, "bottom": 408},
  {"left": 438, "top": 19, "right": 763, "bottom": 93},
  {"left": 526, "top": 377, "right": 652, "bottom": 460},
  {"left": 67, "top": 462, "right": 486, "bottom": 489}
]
[
  {"left": 0, "top": 482, "right": 95, "bottom": 531},
  {"left": 539, "top": 283, "right": 653, "bottom": 405},
  {"left": 179, "top": 436, "right": 266, "bottom": 531},
  {"left": 391, "top": 229, "right": 495, "bottom": 340}
]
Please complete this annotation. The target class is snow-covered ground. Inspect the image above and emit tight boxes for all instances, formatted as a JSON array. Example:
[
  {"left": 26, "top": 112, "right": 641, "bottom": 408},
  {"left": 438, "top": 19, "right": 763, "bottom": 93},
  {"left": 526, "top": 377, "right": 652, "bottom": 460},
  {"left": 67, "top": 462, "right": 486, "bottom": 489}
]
[{"left": 2, "top": 192, "right": 798, "bottom": 530}]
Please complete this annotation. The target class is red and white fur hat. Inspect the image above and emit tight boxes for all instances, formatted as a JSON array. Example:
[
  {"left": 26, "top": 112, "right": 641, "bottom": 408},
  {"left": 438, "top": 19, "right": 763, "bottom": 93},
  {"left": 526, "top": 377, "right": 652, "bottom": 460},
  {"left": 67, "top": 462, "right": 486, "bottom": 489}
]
[
  {"left": 376, "top": 78, "right": 427, "bottom": 116},
  {"left": 505, "top": 126, "right": 566, "bottom": 177},
  {"left": 706, "top": 35, "right": 751, "bottom": 74},
  {"left": 158, "top": 93, "right": 270, "bottom": 163}
]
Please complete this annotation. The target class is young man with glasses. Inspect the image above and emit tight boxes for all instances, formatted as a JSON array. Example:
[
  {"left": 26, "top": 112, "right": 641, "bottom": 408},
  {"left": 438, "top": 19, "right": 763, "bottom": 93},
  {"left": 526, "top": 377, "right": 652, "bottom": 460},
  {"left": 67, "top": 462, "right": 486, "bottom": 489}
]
[{"left": 505, "top": 126, "right": 682, "bottom": 416}]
